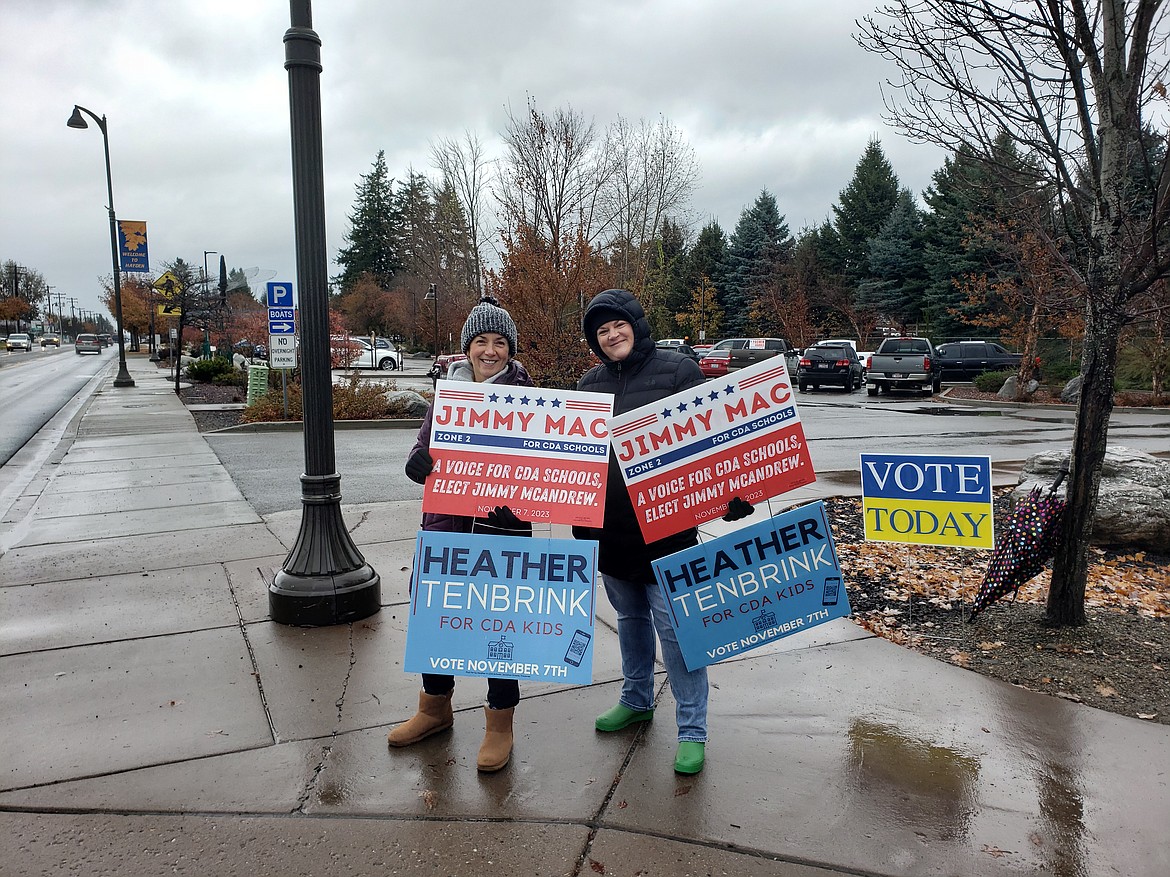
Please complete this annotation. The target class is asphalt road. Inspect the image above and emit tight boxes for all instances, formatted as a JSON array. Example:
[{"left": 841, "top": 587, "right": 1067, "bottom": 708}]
[
  {"left": 0, "top": 344, "right": 113, "bottom": 466},
  {"left": 204, "top": 380, "right": 1170, "bottom": 516}
]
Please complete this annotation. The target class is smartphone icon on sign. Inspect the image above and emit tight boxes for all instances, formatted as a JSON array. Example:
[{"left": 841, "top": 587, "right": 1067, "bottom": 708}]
[
  {"left": 564, "top": 629, "right": 592, "bottom": 667},
  {"left": 822, "top": 576, "right": 841, "bottom": 606}
]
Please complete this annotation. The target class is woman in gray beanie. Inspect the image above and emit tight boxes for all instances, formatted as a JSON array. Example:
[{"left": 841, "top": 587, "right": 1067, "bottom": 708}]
[{"left": 389, "top": 295, "right": 534, "bottom": 772}]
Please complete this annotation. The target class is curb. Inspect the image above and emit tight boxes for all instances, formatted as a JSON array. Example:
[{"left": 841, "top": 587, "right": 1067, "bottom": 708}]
[
  {"left": 938, "top": 386, "right": 1170, "bottom": 414},
  {"left": 204, "top": 417, "right": 425, "bottom": 434}
]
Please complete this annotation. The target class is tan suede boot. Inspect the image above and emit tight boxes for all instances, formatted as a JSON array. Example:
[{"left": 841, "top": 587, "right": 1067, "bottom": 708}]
[
  {"left": 476, "top": 706, "right": 514, "bottom": 772},
  {"left": 387, "top": 690, "right": 454, "bottom": 747}
]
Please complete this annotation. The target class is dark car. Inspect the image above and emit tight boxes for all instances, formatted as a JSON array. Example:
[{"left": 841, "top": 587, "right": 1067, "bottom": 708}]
[
  {"left": 40, "top": 334, "right": 61, "bottom": 348},
  {"left": 97, "top": 333, "right": 113, "bottom": 347},
  {"left": 934, "top": 341, "right": 1024, "bottom": 381},
  {"left": 657, "top": 341, "right": 700, "bottom": 363},
  {"left": 797, "top": 344, "right": 864, "bottom": 392}
]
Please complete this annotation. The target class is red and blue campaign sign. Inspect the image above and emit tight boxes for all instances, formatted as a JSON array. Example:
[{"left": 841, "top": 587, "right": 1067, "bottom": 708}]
[
  {"left": 423, "top": 384, "right": 613, "bottom": 527},
  {"left": 652, "top": 501, "right": 849, "bottom": 671},
  {"left": 117, "top": 220, "right": 149, "bottom": 272},
  {"left": 404, "top": 530, "right": 598, "bottom": 684},
  {"left": 608, "top": 356, "right": 815, "bottom": 542}
]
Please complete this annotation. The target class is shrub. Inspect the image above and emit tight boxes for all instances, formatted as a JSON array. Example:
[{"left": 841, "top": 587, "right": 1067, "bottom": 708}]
[
  {"left": 974, "top": 370, "right": 1013, "bottom": 393},
  {"left": 242, "top": 381, "right": 303, "bottom": 422},
  {"left": 241, "top": 374, "right": 412, "bottom": 422},
  {"left": 186, "top": 358, "right": 239, "bottom": 384},
  {"left": 332, "top": 373, "right": 396, "bottom": 419}
]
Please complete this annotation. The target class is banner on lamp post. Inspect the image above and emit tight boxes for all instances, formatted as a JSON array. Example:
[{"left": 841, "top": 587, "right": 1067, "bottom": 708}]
[{"left": 117, "top": 220, "right": 149, "bottom": 272}]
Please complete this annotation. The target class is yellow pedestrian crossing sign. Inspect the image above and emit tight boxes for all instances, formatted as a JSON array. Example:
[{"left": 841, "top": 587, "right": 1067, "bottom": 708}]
[
  {"left": 153, "top": 271, "right": 184, "bottom": 299},
  {"left": 157, "top": 303, "right": 182, "bottom": 317}
]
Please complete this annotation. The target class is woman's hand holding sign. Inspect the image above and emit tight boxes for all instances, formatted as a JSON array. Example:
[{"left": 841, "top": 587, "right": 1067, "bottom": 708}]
[
  {"left": 723, "top": 496, "right": 755, "bottom": 522},
  {"left": 405, "top": 448, "right": 434, "bottom": 484}
]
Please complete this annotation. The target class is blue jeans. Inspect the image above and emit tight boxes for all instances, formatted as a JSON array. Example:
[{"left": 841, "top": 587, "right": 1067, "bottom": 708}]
[{"left": 602, "top": 573, "right": 708, "bottom": 742}]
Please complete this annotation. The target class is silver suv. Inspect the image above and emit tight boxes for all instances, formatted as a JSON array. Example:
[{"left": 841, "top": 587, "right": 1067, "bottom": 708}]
[{"left": 5, "top": 333, "right": 31, "bottom": 352}]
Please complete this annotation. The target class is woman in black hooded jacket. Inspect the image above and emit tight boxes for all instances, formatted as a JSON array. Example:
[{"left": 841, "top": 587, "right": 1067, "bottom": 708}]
[{"left": 574, "top": 288, "right": 710, "bottom": 775}]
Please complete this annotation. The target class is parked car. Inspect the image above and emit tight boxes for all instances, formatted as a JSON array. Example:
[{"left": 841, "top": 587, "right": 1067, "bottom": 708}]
[
  {"left": 797, "top": 344, "right": 864, "bottom": 392},
  {"left": 97, "top": 333, "right": 113, "bottom": 347},
  {"left": 866, "top": 337, "right": 941, "bottom": 396},
  {"left": 329, "top": 335, "right": 400, "bottom": 370},
  {"left": 40, "top": 334, "right": 61, "bottom": 348},
  {"left": 934, "top": 341, "right": 1023, "bottom": 382},
  {"left": 691, "top": 343, "right": 713, "bottom": 358},
  {"left": 428, "top": 352, "right": 468, "bottom": 381},
  {"left": 657, "top": 341, "right": 700, "bottom": 362},
  {"left": 710, "top": 337, "right": 797, "bottom": 372},
  {"left": 697, "top": 348, "right": 732, "bottom": 379},
  {"left": 75, "top": 333, "right": 102, "bottom": 355},
  {"left": 657, "top": 338, "right": 687, "bottom": 348},
  {"left": 5, "top": 333, "right": 32, "bottom": 352}
]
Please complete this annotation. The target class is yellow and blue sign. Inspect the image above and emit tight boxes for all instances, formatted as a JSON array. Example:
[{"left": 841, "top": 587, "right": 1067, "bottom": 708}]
[
  {"left": 117, "top": 220, "right": 149, "bottom": 272},
  {"left": 861, "top": 453, "right": 994, "bottom": 548},
  {"left": 652, "top": 501, "right": 849, "bottom": 671},
  {"left": 404, "top": 531, "right": 598, "bottom": 684}
]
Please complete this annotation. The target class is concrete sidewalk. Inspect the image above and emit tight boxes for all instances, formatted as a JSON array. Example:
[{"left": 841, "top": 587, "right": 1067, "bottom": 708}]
[{"left": 1, "top": 356, "right": 1167, "bottom": 876}]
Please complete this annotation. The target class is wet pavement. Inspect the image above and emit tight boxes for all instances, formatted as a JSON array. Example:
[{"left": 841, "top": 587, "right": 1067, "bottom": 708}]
[{"left": 1, "top": 356, "right": 1168, "bottom": 876}]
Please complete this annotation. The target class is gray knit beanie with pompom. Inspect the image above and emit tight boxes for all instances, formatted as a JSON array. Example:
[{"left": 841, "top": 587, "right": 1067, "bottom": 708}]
[{"left": 460, "top": 296, "right": 518, "bottom": 356}]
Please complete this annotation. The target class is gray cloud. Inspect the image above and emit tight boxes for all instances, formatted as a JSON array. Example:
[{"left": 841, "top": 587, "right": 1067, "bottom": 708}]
[{"left": 1, "top": 1, "right": 947, "bottom": 319}]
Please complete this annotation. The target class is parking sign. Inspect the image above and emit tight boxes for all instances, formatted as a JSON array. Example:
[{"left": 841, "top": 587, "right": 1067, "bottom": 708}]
[{"left": 266, "top": 282, "right": 293, "bottom": 308}]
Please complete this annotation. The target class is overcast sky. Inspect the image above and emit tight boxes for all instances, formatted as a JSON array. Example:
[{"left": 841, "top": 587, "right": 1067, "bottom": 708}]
[{"left": 1, "top": 1, "right": 949, "bottom": 323}]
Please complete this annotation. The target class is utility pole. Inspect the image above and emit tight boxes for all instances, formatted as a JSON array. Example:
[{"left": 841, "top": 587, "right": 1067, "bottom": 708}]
[
  {"left": 68, "top": 297, "right": 78, "bottom": 337},
  {"left": 45, "top": 286, "right": 55, "bottom": 334}
]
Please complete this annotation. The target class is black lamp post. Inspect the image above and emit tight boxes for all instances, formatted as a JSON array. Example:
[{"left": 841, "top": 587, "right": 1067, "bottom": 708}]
[
  {"left": 67, "top": 104, "right": 134, "bottom": 387},
  {"left": 425, "top": 283, "right": 439, "bottom": 354},
  {"left": 270, "top": 0, "right": 380, "bottom": 626}
]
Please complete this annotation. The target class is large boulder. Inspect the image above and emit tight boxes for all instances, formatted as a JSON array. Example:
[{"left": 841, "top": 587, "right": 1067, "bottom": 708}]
[
  {"left": 1060, "top": 375, "right": 1083, "bottom": 404},
  {"left": 1012, "top": 447, "right": 1170, "bottom": 552},
  {"left": 383, "top": 390, "right": 430, "bottom": 418}
]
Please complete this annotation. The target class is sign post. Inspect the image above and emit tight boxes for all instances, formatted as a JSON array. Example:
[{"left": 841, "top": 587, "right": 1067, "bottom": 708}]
[{"left": 267, "top": 282, "right": 297, "bottom": 370}]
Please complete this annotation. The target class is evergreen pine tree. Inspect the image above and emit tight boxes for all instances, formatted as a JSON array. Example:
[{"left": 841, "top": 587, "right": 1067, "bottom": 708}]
[
  {"left": 858, "top": 188, "right": 928, "bottom": 328},
  {"left": 722, "top": 191, "right": 793, "bottom": 336},
  {"left": 824, "top": 138, "right": 901, "bottom": 289},
  {"left": 333, "top": 151, "right": 401, "bottom": 291}
]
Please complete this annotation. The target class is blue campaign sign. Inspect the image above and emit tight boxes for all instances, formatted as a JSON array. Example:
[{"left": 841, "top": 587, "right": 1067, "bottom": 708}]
[
  {"left": 268, "top": 307, "right": 296, "bottom": 335},
  {"left": 404, "top": 530, "right": 599, "bottom": 684},
  {"left": 266, "top": 281, "right": 294, "bottom": 308},
  {"left": 652, "top": 500, "right": 850, "bottom": 671}
]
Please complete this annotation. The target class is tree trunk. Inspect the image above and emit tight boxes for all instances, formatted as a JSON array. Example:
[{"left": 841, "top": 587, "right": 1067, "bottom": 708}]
[
  {"left": 1016, "top": 302, "right": 1042, "bottom": 398},
  {"left": 1046, "top": 291, "right": 1121, "bottom": 626}
]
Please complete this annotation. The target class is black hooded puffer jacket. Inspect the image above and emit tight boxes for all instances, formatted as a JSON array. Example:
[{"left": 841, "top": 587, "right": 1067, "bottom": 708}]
[{"left": 575, "top": 289, "right": 706, "bottom": 582}]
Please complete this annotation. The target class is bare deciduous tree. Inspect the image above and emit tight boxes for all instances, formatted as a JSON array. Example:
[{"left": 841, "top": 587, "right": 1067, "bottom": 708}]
[
  {"left": 858, "top": 1, "right": 1170, "bottom": 625},
  {"left": 603, "top": 115, "right": 699, "bottom": 295},
  {"left": 497, "top": 97, "right": 614, "bottom": 271},
  {"left": 432, "top": 131, "right": 491, "bottom": 296}
]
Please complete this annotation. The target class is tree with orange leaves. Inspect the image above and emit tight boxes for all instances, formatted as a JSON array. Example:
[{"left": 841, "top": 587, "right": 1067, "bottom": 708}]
[{"left": 486, "top": 223, "right": 613, "bottom": 388}]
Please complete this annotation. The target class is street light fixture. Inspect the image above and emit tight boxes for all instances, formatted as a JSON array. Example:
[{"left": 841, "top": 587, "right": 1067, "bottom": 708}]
[
  {"left": 67, "top": 104, "right": 134, "bottom": 387},
  {"left": 202, "top": 250, "right": 218, "bottom": 358},
  {"left": 269, "top": 0, "right": 380, "bottom": 626}
]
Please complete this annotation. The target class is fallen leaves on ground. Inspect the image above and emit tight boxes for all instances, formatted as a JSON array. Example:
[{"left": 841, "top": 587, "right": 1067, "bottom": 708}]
[{"left": 819, "top": 494, "right": 1170, "bottom": 725}]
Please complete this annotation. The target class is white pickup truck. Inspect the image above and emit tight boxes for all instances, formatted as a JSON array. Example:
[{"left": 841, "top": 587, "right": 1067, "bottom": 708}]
[{"left": 865, "top": 337, "right": 941, "bottom": 396}]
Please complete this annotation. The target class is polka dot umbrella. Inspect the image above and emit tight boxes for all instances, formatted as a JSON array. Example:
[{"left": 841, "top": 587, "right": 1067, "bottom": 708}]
[{"left": 968, "top": 479, "right": 1067, "bottom": 622}]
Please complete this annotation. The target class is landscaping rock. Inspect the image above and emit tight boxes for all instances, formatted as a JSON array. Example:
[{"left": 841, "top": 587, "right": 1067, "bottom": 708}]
[
  {"left": 384, "top": 389, "right": 430, "bottom": 418},
  {"left": 1060, "top": 374, "right": 1083, "bottom": 404},
  {"left": 1013, "top": 446, "right": 1170, "bottom": 552}
]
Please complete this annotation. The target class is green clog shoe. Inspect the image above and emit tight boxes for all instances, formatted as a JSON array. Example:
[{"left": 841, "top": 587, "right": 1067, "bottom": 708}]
[
  {"left": 674, "top": 741, "right": 705, "bottom": 774},
  {"left": 595, "top": 704, "right": 654, "bottom": 732}
]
